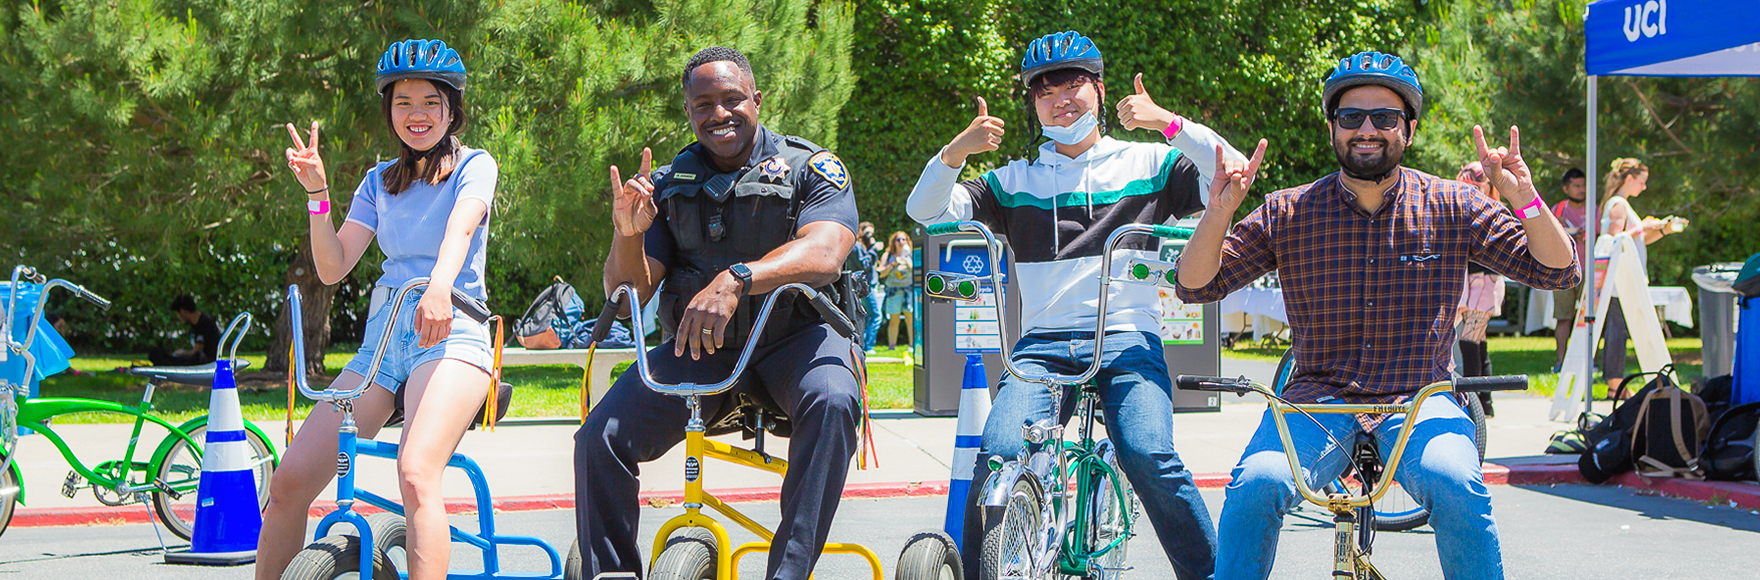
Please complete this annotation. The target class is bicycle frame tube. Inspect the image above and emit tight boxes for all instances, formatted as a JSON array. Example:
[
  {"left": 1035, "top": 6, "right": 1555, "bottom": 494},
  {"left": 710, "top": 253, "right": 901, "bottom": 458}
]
[{"left": 1260, "top": 381, "right": 1457, "bottom": 509}]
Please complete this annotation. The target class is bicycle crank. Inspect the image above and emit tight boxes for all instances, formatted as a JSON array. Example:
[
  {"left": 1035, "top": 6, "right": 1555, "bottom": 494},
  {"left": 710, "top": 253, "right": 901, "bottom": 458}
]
[{"left": 152, "top": 479, "right": 183, "bottom": 500}]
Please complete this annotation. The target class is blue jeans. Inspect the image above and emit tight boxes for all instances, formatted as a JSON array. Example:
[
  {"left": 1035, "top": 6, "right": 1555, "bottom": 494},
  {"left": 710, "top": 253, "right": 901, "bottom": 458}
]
[
  {"left": 862, "top": 287, "right": 882, "bottom": 351},
  {"left": 1215, "top": 394, "right": 1501, "bottom": 580},
  {"left": 962, "top": 330, "right": 1217, "bottom": 580}
]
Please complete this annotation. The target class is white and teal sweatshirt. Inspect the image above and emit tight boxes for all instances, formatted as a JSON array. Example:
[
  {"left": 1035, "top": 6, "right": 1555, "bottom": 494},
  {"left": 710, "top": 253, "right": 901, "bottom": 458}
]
[{"left": 907, "top": 123, "right": 1243, "bottom": 335}]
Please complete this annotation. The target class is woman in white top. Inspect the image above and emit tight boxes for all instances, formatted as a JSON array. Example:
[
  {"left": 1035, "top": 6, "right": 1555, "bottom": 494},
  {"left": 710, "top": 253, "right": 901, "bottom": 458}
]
[
  {"left": 1598, "top": 158, "right": 1687, "bottom": 385},
  {"left": 257, "top": 39, "right": 501, "bottom": 580}
]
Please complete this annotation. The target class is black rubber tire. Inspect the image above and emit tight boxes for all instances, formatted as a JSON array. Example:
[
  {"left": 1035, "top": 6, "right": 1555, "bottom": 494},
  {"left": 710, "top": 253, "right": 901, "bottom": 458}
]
[
  {"left": 153, "top": 423, "right": 277, "bottom": 540},
  {"left": 0, "top": 458, "right": 17, "bottom": 540},
  {"left": 649, "top": 527, "right": 717, "bottom": 580},
  {"left": 896, "top": 530, "right": 962, "bottom": 580},
  {"left": 566, "top": 539, "right": 582, "bottom": 580},
  {"left": 281, "top": 534, "right": 397, "bottom": 580},
  {"left": 978, "top": 477, "right": 1041, "bottom": 580},
  {"left": 362, "top": 513, "right": 406, "bottom": 574}
]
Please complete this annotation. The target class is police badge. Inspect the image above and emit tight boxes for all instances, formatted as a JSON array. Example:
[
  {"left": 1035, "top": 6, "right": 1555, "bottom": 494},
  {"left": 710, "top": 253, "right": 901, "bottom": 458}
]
[{"left": 809, "top": 151, "right": 849, "bottom": 189}]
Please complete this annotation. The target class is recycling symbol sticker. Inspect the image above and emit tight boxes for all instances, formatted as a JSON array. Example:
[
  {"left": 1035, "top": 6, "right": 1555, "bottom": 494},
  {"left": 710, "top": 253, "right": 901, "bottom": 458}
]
[{"left": 962, "top": 255, "right": 985, "bottom": 274}]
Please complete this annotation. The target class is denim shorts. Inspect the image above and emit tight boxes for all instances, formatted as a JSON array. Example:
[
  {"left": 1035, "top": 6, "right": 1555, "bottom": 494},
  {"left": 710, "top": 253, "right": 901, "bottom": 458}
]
[{"left": 341, "top": 287, "right": 494, "bottom": 394}]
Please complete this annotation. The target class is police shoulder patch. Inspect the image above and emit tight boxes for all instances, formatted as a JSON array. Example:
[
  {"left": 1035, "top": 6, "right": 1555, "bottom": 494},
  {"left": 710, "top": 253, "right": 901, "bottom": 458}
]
[{"left": 809, "top": 151, "right": 850, "bottom": 190}]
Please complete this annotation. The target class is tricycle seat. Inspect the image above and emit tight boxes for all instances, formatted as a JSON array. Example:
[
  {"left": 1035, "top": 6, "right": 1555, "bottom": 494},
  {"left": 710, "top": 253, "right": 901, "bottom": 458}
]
[
  {"left": 125, "top": 360, "right": 253, "bottom": 387},
  {"left": 383, "top": 381, "right": 514, "bottom": 430}
]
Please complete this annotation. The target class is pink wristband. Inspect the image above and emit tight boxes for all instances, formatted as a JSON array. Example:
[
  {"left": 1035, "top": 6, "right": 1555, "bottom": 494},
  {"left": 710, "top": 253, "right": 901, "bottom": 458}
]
[
  {"left": 1161, "top": 115, "right": 1185, "bottom": 140},
  {"left": 1517, "top": 197, "right": 1544, "bottom": 220},
  {"left": 307, "top": 199, "right": 331, "bottom": 215}
]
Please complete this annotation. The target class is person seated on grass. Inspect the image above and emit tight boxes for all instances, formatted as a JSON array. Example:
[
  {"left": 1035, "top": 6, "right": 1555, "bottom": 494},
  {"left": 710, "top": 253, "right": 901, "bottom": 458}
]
[{"left": 146, "top": 294, "right": 220, "bottom": 367}]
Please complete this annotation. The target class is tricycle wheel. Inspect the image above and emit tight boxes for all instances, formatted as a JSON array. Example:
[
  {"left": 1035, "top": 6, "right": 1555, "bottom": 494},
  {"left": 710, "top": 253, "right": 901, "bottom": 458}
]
[
  {"left": 281, "top": 534, "right": 396, "bottom": 580},
  {"left": 362, "top": 512, "right": 406, "bottom": 573},
  {"left": 0, "top": 456, "right": 18, "bottom": 539},
  {"left": 153, "top": 423, "right": 276, "bottom": 540},
  {"left": 896, "top": 530, "right": 961, "bottom": 580},
  {"left": 649, "top": 527, "right": 717, "bottom": 580},
  {"left": 979, "top": 477, "right": 1042, "bottom": 580},
  {"left": 566, "top": 539, "right": 582, "bottom": 580}
]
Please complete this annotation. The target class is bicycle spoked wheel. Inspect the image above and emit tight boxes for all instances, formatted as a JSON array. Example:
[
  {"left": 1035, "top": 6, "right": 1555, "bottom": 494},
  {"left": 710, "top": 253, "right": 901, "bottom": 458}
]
[
  {"left": 153, "top": 424, "right": 276, "bottom": 540},
  {"left": 1081, "top": 443, "right": 1135, "bottom": 580},
  {"left": 980, "top": 477, "right": 1044, "bottom": 580}
]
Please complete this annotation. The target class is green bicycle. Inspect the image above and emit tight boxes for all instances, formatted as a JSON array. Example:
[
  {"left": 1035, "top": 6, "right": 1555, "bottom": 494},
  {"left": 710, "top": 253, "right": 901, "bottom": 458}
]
[
  {"left": 1, "top": 265, "right": 279, "bottom": 540},
  {"left": 898, "top": 221, "right": 1191, "bottom": 580}
]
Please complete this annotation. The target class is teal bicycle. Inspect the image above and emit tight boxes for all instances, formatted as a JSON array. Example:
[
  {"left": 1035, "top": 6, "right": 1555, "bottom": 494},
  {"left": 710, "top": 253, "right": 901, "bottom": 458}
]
[
  {"left": 897, "top": 221, "right": 1191, "bottom": 580},
  {"left": 0, "top": 265, "right": 279, "bottom": 540}
]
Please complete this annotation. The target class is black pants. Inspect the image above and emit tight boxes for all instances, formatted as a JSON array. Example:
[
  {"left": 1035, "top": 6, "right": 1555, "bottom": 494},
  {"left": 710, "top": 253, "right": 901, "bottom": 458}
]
[
  {"left": 574, "top": 324, "right": 862, "bottom": 580},
  {"left": 146, "top": 350, "right": 210, "bottom": 367}
]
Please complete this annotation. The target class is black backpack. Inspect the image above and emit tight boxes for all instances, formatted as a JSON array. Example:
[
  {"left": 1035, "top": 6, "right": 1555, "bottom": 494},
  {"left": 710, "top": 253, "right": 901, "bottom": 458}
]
[
  {"left": 515, "top": 277, "right": 584, "bottom": 350},
  {"left": 1578, "top": 367, "right": 1671, "bottom": 483},
  {"left": 1628, "top": 370, "right": 1711, "bottom": 479},
  {"left": 1701, "top": 401, "right": 1760, "bottom": 481}
]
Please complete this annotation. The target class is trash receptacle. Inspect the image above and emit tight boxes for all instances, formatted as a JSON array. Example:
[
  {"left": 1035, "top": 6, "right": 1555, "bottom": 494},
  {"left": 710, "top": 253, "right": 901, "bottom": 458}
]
[{"left": 1693, "top": 263, "right": 1743, "bottom": 379}]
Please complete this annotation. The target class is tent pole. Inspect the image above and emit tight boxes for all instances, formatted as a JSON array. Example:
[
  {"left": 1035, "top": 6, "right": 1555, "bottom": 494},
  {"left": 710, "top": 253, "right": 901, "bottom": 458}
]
[{"left": 1584, "top": 75, "right": 1599, "bottom": 421}]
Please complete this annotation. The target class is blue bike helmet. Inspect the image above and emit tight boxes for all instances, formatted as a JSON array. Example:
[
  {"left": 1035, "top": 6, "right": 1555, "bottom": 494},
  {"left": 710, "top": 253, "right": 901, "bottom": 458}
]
[
  {"left": 375, "top": 39, "right": 467, "bottom": 94},
  {"left": 1020, "top": 31, "right": 1103, "bottom": 88},
  {"left": 1322, "top": 51, "right": 1422, "bottom": 120}
]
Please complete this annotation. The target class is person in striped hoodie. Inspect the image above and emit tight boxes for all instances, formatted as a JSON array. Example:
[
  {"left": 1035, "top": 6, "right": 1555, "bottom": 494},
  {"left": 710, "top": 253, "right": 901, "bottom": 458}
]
[{"left": 908, "top": 30, "right": 1250, "bottom": 580}]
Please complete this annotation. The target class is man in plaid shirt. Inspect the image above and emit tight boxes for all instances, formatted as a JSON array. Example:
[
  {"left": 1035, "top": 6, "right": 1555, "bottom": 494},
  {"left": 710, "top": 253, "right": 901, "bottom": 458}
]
[{"left": 1175, "top": 52, "right": 1579, "bottom": 579}]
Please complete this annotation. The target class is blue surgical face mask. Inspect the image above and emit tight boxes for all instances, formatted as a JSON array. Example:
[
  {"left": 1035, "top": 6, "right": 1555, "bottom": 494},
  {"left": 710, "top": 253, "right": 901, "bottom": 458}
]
[{"left": 1041, "top": 110, "right": 1099, "bottom": 146}]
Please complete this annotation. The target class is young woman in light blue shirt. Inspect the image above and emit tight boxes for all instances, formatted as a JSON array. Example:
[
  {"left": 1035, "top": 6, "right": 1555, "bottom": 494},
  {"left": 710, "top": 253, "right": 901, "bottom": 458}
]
[{"left": 256, "top": 39, "right": 500, "bottom": 580}]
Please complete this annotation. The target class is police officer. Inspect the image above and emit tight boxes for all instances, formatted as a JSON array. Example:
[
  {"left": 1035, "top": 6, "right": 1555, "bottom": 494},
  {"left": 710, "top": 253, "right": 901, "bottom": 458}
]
[{"left": 575, "top": 46, "right": 863, "bottom": 580}]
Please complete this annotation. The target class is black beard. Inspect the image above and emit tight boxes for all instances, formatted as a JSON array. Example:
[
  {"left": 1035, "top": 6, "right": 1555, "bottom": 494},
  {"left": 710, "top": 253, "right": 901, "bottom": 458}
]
[{"left": 1333, "top": 136, "right": 1403, "bottom": 183}]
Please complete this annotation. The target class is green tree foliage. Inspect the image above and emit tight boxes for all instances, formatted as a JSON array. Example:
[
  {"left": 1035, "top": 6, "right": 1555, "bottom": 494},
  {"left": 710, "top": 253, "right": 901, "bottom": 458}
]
[
  {"left": 1408, "top": 0, "right": 1760, "bottom": 293},
  {"left": 840, "top": 0, "right": 1434, "bottom": 235},
  {"left": 0, "top": 0, "right": 853, "bottom": 352}
]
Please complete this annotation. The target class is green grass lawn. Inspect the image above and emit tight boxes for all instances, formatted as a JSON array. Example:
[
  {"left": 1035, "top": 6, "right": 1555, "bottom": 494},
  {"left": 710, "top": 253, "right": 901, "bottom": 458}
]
[{"left": 32, "top": 337, "right": 1702, "bottom": 424}]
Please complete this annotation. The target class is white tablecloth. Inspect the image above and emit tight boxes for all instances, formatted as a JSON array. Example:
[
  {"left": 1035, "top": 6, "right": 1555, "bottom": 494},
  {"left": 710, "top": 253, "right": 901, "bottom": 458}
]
[
  {"left": 1523, "top": 286, "right": 1694, "bottom": 333},
  {"left": 1218, "top": 288, "right": 1288, "bottom": 340}
]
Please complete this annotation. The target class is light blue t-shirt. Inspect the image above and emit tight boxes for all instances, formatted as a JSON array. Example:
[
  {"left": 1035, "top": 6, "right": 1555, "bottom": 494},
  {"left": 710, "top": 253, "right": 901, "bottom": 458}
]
[{"left": 344, "top": 147, "right": 497, "bottom": 302}]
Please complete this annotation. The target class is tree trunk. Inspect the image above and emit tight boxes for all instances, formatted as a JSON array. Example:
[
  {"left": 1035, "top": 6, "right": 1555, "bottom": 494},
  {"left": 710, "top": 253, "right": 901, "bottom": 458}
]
[{"left": 265, "top": 238, "right": 335, "bottom": 378}]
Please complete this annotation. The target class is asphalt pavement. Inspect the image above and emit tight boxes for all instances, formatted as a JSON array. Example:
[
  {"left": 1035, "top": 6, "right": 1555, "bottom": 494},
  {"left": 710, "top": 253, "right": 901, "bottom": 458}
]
[{"left": 2, "top": 485, "right": 1756, "bottom": 578}]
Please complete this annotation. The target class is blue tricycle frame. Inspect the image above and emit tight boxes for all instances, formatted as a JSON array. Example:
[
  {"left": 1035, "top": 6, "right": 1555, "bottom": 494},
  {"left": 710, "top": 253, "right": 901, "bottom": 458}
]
[{"left": 288, "top": 279, "right": 564, "bottom": 579}]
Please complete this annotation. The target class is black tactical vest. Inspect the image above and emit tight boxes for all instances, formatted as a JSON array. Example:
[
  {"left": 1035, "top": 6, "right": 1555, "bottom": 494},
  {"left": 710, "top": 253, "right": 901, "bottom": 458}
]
[{"left": 652, "top": 135, "right": 835, "bottom": 346}]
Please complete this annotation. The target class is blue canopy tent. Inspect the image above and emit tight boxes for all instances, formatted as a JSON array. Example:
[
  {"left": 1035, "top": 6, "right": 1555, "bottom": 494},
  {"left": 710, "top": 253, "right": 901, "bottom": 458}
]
[{"left": 1580, "top": 0, "right": 1760, "bottom": 415}]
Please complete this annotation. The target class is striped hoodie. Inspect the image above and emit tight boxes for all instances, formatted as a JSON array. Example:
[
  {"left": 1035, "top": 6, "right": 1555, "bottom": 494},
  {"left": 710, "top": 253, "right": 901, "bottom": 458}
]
[{"left": 907, "top": 123, "right": 1243, "bottom": 335}]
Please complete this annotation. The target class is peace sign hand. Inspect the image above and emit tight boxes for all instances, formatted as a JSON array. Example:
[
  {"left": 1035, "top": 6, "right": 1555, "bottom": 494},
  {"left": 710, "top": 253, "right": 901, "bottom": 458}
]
[
  {"left": 1206, "top": 139, "right": 1269, "bottom": 215},
  {"left": 284, "top": 121, "right": 328, "bottom": 194},
  {"left": 609, "top": 147, "right": 658, "bottom": 238},
  {"left": 1472, "top": 125, "right": 1538, "bottom": 206},
  {"left": 1116, "top": 73, "right": 1179, "bottom": 133}
]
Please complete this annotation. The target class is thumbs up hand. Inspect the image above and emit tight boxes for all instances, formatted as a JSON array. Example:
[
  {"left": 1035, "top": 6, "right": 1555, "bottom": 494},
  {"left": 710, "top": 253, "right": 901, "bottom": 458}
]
[
  {"left": 1117, "top": 73, "right": 1181, "bottom": 134},
  {"left": 942, "top": 96, "right": 1007, "bottom": 168}
]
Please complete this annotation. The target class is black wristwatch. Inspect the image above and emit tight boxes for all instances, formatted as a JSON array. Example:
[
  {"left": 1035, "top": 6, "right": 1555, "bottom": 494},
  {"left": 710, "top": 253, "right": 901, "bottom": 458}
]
[{"left": 728, "top": 263, "right": 754, "bottom": 296}]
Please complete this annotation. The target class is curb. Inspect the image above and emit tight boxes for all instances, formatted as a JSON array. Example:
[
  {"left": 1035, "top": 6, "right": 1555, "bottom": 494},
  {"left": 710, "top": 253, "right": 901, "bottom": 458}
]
[{"left": 17, "top": 464, "right": 1756, "bottom": 528}]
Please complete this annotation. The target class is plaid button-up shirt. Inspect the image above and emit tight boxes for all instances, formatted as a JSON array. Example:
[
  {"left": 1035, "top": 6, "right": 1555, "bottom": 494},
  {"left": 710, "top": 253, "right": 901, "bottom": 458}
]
[{"left": 1176, "top": 167, "right": 1581, "bottom": 429}]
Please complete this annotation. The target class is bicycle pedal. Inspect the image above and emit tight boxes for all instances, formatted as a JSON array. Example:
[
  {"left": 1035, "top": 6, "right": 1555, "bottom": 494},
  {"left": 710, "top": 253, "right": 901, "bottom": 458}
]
[
  {"left": 61, "top": 471, "right": 84, "bottom": 499},
  {"left": 153, "top": 479, "right": 183, "bottom": 500}
]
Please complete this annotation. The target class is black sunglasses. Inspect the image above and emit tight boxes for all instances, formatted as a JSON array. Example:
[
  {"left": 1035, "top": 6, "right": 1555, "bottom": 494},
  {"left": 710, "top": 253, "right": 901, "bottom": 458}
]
[{"left": 1331, "top": 107, "right": 1407, "bottom": 131}]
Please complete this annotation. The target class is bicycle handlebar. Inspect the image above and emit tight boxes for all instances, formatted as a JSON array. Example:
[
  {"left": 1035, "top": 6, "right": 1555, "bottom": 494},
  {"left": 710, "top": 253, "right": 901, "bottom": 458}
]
[
  {"left": 1172, "top": 372, "right": 1529, "bottom": 509},
  {"left": 290, "top": 278, "right": 492, "bottom": 403},
  {"left": 216, "top": 312, "right": 253, "bottom": 363},
  {"left": 605, "top": 281, "right": 842, "bottom": 398},
  {"left": 4, "top": 267, "right": 112, "bottom": 385},
  {"left": 589, "top": 293, "right": 625, "bottom": 345}
]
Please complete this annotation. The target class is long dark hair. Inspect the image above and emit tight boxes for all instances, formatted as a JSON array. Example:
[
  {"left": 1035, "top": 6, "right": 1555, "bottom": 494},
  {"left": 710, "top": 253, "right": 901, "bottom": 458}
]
[{"left": 380, "top": 79, "right": 469, "bottom": 195}]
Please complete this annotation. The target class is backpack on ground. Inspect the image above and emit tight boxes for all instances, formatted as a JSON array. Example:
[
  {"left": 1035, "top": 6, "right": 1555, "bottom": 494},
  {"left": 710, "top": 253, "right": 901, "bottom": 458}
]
[
  {"left": 1627, "top": 368, "right": 1711, "bottom": 479},
  {"left": 1701, "top": 401, "right": 1760, "bottom": 481},
  {"left": 516, "top": 277, "right": 584, "bottom": 350},
  {"left": 1577, "top": 368, "right": 1669, "bottom": 483}
]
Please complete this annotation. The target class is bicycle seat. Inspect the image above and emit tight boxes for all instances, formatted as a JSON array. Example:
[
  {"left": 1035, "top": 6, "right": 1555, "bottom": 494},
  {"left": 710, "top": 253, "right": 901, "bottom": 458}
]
[
  {"left": 705, "top": 393, "right": 794, "bottom": 440},
  {"left": 125, "top": 360, "right": 254, "bottom": 387},
  {"left": 382, "top": 381, "right": 514, "bottom": 430}
]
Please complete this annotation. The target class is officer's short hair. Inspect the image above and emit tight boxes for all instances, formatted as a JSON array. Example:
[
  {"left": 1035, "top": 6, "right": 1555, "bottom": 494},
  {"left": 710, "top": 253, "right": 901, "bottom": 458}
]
[{"left": 682, "top": 46, "right": 754, "bottom": 90}]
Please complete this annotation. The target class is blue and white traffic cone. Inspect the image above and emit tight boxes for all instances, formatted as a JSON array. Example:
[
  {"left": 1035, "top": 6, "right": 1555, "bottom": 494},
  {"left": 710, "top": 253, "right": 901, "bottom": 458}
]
[
  {"left": 165, "top": 358, "right": 262, "bottom": 565},
  {"left": 944, "top": 353, "right": 991, "bottom": 552}
]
